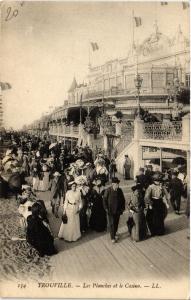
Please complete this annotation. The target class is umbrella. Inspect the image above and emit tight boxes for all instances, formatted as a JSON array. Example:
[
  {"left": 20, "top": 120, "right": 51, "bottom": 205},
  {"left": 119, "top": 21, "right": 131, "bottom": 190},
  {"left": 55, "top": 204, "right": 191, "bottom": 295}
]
[
  {"left": 75, "top": 159, "right": 85, "bottom": 168},
  {"left": 49, "top": 143, "right": 57, "bottom": 150}
]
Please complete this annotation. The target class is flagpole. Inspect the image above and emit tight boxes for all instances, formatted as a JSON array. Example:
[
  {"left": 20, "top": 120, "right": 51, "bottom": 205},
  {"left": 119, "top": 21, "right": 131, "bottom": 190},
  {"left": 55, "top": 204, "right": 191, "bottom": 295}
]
[
  {"left": 88, "top": 41, "right": 91, "bottom": 68},
  {"left": 132, "top": 9, "right": 135, "bottom": 50}
]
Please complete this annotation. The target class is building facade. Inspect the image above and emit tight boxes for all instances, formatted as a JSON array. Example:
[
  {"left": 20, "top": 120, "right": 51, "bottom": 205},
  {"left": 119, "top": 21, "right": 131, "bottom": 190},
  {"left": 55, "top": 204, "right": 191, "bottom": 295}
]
[{"left": 27, "top": 25, "right": 190, "bottom": 177}]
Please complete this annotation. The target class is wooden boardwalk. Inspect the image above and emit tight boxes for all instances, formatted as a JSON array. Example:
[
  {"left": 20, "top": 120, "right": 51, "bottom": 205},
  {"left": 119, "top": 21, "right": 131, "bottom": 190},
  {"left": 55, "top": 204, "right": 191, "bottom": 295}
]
[{"left": 37, "top": 179, "right": 189, "bottom": 285}]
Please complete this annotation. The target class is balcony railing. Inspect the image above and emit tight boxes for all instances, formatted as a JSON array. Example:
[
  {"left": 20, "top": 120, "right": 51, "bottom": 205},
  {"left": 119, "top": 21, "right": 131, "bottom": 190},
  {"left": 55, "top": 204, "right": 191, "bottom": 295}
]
[
  {"left": 142, "top": 121, "right": 182, "bottom": 141},
  {"left": 83, "top": 87, "right": 169, "bottom": 100},
  {"left": 49, "top": 125, "right": 79, "bottom": 136}
]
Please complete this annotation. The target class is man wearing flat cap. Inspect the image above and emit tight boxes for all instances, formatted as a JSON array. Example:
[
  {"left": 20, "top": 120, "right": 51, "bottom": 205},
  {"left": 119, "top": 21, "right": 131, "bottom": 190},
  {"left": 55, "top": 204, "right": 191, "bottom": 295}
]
[{"left": 103, "top": 177, "right": 125, "bottom": 243}]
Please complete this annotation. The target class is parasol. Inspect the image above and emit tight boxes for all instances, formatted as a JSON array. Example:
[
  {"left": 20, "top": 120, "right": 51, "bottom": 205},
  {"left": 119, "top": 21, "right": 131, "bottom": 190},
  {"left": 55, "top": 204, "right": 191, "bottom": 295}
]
[{"left": 49, "top": 143, "right": 57, "bottom": 150}]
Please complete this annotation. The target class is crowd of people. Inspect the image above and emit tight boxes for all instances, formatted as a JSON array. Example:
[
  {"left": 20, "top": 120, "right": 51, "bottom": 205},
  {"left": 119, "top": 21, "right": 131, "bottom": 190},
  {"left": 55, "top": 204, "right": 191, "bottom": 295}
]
[{"left": 0, "top": 132, "right": 189, "bottom": 258}]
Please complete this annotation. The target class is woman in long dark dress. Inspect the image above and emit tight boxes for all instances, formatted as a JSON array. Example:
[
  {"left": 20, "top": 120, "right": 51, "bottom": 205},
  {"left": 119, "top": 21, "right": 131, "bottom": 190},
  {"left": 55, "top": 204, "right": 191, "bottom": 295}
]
[
  {"left": 0, "top": 172, "right": 8, "bottom": 198},
  {"left": 27, "top": 202, "right": 57, "bottom": 257},
  {"left": 144, "top": 172, "right": 169, "bottom": 236},
  {"left": 126, "top": 184, "right": 147, "bottom": 242},
  {"left": 89, "top": 178, "right": 107, "bottom": 232}
]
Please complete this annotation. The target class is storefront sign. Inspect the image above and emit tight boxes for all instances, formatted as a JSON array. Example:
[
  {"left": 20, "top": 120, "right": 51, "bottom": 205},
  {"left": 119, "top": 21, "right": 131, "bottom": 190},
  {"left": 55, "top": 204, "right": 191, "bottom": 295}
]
[{"left": 142, "top": 146, "right": 186, "bottom": 160}]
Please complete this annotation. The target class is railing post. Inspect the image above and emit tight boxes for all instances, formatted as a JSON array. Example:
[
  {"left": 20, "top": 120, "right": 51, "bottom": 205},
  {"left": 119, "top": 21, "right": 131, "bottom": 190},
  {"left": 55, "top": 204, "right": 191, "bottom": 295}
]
[
  {"left": 103, "top": 134, "right": 108, "bottom": 152},
  {"left": 133, "top": 117, "right": 144, "bottom": 140},
  {"left": 115, "top": 122, "right": 122, "bottom": 136},
  {"left": 182, "top": 114, "right": 190, "bottom": 144}
]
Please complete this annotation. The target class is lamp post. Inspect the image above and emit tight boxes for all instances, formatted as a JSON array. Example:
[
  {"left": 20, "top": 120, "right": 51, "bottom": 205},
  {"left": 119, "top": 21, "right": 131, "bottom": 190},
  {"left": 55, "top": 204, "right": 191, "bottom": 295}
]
[
  {"left": 173, "top": 76, "right": 180, "bottom": 107},
  {"left": 134, "top": 73, "right": 143, "bottom": 118}
]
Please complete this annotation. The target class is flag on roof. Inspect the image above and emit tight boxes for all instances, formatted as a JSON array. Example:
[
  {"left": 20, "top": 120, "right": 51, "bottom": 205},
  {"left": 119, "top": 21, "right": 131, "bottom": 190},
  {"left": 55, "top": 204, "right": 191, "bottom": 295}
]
[
  {"left": 134, "top": 16, "right": 142, "bottom": 27},
  {"left": 91, "top": 42, "right": 99, "bottom": 51},
  {"left": 182, "top": 2, "right": 189, "bottom": 9}
]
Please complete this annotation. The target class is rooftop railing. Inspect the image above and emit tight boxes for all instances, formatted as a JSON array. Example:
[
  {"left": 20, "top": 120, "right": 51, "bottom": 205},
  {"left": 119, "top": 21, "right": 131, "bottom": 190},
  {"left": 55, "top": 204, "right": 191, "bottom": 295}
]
[{"left": 142, "top": 121, "right": 182, "bottom": 140}]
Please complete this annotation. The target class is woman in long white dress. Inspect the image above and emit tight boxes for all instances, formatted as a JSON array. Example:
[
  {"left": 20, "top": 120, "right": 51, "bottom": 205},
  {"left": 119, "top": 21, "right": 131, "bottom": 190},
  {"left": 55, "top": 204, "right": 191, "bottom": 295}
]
[{"left": 58, "top": 182, "right": 82, "bottom": 242}]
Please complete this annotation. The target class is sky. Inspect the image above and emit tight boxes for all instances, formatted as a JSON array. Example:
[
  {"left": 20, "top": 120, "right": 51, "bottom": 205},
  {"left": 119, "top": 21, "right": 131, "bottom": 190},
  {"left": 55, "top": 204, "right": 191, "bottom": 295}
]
[{"left": 1, "top": 1, "right": 189, "bottom": 129}]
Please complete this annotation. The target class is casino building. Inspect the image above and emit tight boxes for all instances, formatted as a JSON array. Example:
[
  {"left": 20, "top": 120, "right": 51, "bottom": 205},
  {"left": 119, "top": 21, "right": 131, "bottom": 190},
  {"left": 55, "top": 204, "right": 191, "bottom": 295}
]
[{"left": 29, "top": 24, "right": 190, "bottom": 178}]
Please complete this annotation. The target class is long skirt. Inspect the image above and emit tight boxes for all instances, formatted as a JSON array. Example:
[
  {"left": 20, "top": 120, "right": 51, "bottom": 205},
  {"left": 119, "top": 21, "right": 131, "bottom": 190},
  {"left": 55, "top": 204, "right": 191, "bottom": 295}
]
[
  {"left": 0, "top": 178, "right": 8, "bottom": 198},
  {"left": 58, "top": 209, "right": 81, "bottom": 242},
  {"left": 126, "top": 210, "right": 147, "bottom": 242},
  {"left": 39, "top": 172, "right": 50, "bottom": 191},
  {"left": 79, "top": 207, "right": 88, "bottom": 233},
  {"left": 89, "top": 204, "right": 107, "bottom": 232},
  {"left": 124, "top": 166, "right": 130, "bottom": 180},
  {"left": 146, "top": 198, "right": 167, "bottom": 236},
  {"left": 33, "top": 177, "right": 40, "bottom": 191}
]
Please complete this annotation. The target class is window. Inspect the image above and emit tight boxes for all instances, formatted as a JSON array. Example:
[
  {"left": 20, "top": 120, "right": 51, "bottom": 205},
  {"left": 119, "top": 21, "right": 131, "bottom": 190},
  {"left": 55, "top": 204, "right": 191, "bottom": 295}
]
[
  {"left": 104, "top": 79, "right": 109, "bottom": 90},
  {"left": 116, "top": 76, "right": 123, "bottom": 88},
  {"left": 166, "top": 73, "right": 174, "bottom": 86},
  {"left": 125, "top": 74, "right": 134, "bottom": 89},
  {"left": 97, "top": 81, "right": 103, "bottom": 91},
  {"left": 109, "top": 77, "right": 116, "bottom": 88},
  {"left": 152, "top": 72, "right": 165, "bottom": 88},
  {"left": 107, "top": 64, "right": 112, "bottom": 73},
  {"left": 139, "top": 73, "right": 149, "bottom": 88},
  {"left": 185, "top": 74, "right": 190, "bottom": 87}
]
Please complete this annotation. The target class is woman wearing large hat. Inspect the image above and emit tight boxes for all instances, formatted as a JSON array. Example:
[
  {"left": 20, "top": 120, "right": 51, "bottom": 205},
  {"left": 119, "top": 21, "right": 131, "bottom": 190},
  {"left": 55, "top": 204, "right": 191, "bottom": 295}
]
[
  {"left": 126, "top": 184, "right": 147, "bottom": 242},
  {"left": 89, "top": 177, "right": 107, "bottom": 232},
  {"left": 58, "top": 181, "right": 83, "bottom": 242},
  {"left": 144, "top": 172, "right": 169, "bottom": 236}
]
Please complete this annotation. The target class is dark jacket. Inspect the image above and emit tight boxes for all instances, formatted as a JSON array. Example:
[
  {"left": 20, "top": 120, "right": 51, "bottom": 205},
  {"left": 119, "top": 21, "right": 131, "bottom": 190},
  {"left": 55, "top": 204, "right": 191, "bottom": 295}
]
[
  {"left": 27, "top": 215, "right": 56, "bottom": 256},
  {"left": 169, "top": 177, "right": 184, "bottom": 197},
  {"left": 50, "top": 175, "right": 66, "bottom": 200},
  {"left": 103, "top": 186, "right": 125, "bottom": 215},
  {"left": 136, "top": 174, "right": 147, "bottom": 190},
  {"left": 8, "top": 172, "right": 22, "bottom": 189}
]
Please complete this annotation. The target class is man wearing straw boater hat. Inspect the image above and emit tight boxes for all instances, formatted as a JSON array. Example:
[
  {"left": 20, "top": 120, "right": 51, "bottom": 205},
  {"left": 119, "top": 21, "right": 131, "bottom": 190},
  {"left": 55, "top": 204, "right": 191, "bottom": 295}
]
[{"left": 103, "top": 177, "right": 125, "bottom": 243}]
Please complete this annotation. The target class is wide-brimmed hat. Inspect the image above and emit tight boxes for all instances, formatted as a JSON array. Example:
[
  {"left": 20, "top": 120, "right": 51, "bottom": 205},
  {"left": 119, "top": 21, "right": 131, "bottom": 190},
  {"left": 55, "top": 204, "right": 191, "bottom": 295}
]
[
  {"left": 92, "top": 178, "right": 102, "bottom": 186},
  {"left": 85, "top": 162, "right": 92, "bottom": 167},
  {"left": 75, "top": 159, "right": 85, "bottom": 168},
  {"left": 6, "top": 149, "right": 12, "bottom": 156},
  {"left": 112, "top": 177, "right": 120, "bottom": 183},
  {"left": 22, "top": 184, "right": 31, "bottom": 190},
  {"left": 153, "top": 172, "right": 162, "bottom": 181},
  {"left": 68, "top": 181, "right": 77, "bottom": 186},
  {"left": 53, "top": 171, "right": 61, "bottom": 177}
]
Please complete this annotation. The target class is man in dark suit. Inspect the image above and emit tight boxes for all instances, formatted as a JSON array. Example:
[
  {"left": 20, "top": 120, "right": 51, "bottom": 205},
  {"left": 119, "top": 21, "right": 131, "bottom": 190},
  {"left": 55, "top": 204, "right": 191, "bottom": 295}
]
[
  {"left": 136, "top": 167, "right": 147, "bottom": 197},
  {"left": 169, "top": 171, "right": 184, "bottom": 214},
  {"left": 49, "top": 171, "right": 66, "bottom": 218},
  {"left": 103, "top": 177, "right": 126, "bottom": 243}
]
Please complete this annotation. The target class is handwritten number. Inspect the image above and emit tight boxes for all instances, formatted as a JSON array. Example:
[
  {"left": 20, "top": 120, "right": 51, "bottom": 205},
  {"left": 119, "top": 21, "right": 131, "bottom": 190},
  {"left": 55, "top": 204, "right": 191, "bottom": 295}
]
[
  {"left": 13, "top": 9, "right": 18, "bottom": 18},
  {"left": 5, "top": 7, "right": 11, "bottom": 21},
  {"left": 5, "top": 7, "right": 19, "bottom": 21}
]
